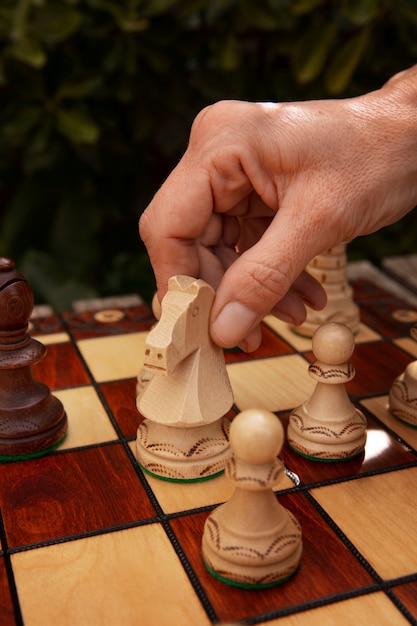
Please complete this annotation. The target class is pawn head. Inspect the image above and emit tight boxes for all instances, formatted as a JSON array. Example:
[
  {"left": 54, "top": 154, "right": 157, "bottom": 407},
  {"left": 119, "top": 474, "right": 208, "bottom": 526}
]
[
  {"left": 230, "top": 409, "right": 283, "bottom": 465},
  {"left": 312, "top": 322, "right": 355, "bottom": 365}
]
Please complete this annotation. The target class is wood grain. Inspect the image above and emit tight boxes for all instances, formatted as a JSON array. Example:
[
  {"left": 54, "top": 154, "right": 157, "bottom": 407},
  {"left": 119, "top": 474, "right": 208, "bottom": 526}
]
[
  {"left": 264, "top": 592, "right": 411, "bottom": 625},
  {"left": 2, "top": 268, "right": 417, "bottom": 625},
  {"left": 311, "top": 466, "right": 417, "bottom": 579},
  {"left": 12, "top": 525, "right": 211, "bottom": 626},
  {"left": 0, "top": 444, "right": 156, "bottom": 548}
]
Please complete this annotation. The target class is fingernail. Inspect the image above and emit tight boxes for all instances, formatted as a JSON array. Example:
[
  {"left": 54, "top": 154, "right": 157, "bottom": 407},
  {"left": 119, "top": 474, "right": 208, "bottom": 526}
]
[{"left": 211, "top": 302, "right": 258, "bottom": 348}]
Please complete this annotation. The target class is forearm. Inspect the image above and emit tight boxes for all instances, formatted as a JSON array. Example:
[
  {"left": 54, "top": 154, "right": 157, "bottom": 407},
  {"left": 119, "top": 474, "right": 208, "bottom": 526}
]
[{"left": 347, "top": 65, "right": 417, "bottom": 229}]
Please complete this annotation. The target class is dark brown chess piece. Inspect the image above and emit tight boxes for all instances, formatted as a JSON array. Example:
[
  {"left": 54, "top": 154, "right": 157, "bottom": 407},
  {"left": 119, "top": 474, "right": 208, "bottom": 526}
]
[{"left": 0, "top": 257, "right": 68, "bottom": 459}]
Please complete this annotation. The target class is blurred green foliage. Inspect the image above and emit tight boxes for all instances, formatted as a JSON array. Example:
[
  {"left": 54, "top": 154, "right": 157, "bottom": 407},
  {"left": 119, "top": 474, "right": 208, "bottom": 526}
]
[{"left": 1, "top": 0, "right": 417, "bottom": 309}]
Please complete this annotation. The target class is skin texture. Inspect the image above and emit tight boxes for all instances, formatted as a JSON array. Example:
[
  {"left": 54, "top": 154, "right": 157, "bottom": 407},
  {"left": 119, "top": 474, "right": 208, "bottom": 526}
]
[{"left": 139, "top": 65, "right": 417, "bottom": 352}]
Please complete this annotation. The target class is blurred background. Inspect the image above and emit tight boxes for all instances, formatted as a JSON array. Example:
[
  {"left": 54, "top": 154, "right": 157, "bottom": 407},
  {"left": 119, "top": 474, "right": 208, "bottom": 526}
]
[{"left": 1, "top": 0, "right": 417, "bottom": 310}]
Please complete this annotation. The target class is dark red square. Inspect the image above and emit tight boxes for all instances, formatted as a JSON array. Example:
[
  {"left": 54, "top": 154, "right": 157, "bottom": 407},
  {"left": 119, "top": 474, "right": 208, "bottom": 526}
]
[
  {"left": 0, "top": 556, "right": 15, "bottom": 626},
  {"left": 32, "top": 342, "right": 91, "bottom": 389},
  {"left": 279, "top": 412, "right": 416, "bottom": 486},
  {"left": 100, "top": 378, "right": 141, "bottom": 439},
  {"left": 170, "top": 492, "right": 374, "bottom": 624},
  {"left": 392, "top": 580, "right": 417, "bottom": 617},
  {"left": 224, "top": 324, "right": 294, "bottom": 364},
  {"left": 0, "top": 444, "right": 156, "bottom": 549}
]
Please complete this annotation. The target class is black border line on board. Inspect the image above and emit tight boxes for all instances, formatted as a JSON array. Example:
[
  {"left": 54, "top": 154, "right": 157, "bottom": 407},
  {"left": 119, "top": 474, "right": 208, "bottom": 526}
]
[
  {"left": 10, "top": 285, "right": 417, "bottom": 626},
  {"left": 59, "top": 311, "right": 168, "bottom": 517},
  {"left": 240, "top": 584, "right": 382, "bottom": 625},
  {"left": 0, "top": 509, "right": 24, "bottom": 626},
  {"left": 358, "top": 393, "right": 417, "bottom": 458},
  {"left": 6, "top": 517, "right": 161, "bottom": 555},
  {"left": 60, "top": 312, "right": 220, "bottom": 624},
  {"left": 60, "top": 313, "right": 128, "bottom": 442},
  {"left": 302, "top": 489, "right": 417, "bottom": 625},
  {"left": 162, "top": 518, "right": 219, "bottom": 624},
  {"left": 385, "top": 585, "right": 417, "bottom": 626}
]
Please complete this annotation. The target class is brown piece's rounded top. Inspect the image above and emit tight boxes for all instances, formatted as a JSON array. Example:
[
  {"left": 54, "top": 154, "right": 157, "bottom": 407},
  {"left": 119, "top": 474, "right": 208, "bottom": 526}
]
[
  {"left": 312, "top": 322, "right": 355, "bottom": 365},
  {"left": 0, "top": 258, "right": 33, "bottom": 331},
  {"left": 229, "top": 408, "right": 283, "bottom": 466},
  {"left": 0, "top": 257, "right": 15, "bottom": 271}
]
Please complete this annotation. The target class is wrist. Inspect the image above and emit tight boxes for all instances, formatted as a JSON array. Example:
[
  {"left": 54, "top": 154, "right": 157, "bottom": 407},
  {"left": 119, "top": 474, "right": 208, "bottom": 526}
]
[
  {"left": 369, "top": 66, "right": 417, "bottom": 154},
  {"left": 381, "top": 65, "right": 417, "bottom": 107},
  {"left": 350, "top": 66, "right": 417, "bottom": 217}
]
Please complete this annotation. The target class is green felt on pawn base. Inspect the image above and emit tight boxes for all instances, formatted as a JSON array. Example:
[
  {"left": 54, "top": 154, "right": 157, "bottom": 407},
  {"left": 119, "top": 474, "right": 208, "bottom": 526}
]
[
  {"left": 203, "top": 561, "right": 297, "bottom": 590},
  {"left": 0, "top": 435, "right": 67, "bottom": 462},
  {"left": 288, "top": 443, "right": 364, "bottom": 463},
  {"left": 138, "top": 462, "right": 224, "bottom": 483},
  {"left": 393, "top": 414, "right": 417, "bottom": 430}
]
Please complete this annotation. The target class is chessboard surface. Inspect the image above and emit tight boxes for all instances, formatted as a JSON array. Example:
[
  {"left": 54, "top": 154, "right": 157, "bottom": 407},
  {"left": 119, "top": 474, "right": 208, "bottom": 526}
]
[{"left": 2, "top": 272, "right": 417, "bottom": 625}]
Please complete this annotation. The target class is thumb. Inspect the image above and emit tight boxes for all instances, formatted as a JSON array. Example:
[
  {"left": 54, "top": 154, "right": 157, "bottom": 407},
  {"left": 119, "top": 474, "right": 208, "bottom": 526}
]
[{"left": 210, "top": 211, "right": 326, "bottom": 350}]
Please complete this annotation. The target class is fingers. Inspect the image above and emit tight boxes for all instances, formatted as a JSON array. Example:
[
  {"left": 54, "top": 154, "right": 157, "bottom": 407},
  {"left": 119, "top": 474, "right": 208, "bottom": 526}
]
[
  {"left": 210, "top": 206, "right": 328, "bottom": 348},
  {"left": 236, "top": 324, "right": 263, "bottom": 354},
  {"left": 284, "top": 270, "right": 327, "bottom": 312},
  {"left": 139, "top": 107, "right": 259, "bottom": 300},
  {"left": 139, "top": 163, "right": 213, "bottom": 300},
  {"left": 210, "top": 275, "right": 326, "bottom": 350},
  {"left": 139, "top": 100, "right": 279, "bottom": 299}
]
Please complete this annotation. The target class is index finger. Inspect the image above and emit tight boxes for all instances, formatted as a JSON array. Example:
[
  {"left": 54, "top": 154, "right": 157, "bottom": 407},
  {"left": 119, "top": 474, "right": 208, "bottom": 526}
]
[{"left": 139, "top": 162, "right": 214, "bottom": 300}]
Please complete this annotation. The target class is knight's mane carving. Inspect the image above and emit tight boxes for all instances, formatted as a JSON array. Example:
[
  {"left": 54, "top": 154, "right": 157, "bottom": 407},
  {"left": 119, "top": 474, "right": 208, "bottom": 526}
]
[{"left": 168, "top": 275, "right": 209, "bottom": 295}]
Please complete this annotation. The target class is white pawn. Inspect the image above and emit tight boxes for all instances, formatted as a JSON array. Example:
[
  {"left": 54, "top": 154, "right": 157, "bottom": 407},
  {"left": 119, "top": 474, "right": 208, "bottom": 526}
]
[
  {"left": 202, "top": 409, "right": 302, "bottom": 588},
  {"left": 389, "top": 324, "right": 417, "bottom": 426},
  {"left": 288, "top": 322, "right": 367, "bottom": 461}
]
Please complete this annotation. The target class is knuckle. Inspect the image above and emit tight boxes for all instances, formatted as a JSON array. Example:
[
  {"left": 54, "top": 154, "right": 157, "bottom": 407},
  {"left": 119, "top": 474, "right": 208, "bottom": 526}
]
[
  {"left": 190, "top": 101, "right": 243, "bottom": 144},
  {"left": 245, "top": 258, "right": 291, "bottom": 305},
  {"left": 190, "top": 104, "right": 217, "bottom": 140},
  {"left": 138, "top": 209, "right": 153, "bottom": 243}
]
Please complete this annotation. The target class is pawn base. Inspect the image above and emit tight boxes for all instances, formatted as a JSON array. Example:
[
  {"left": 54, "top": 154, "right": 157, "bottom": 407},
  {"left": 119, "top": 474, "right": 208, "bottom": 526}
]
[
  {"left": 287, "top": 442, "right": 364, "bottom": 463},
  {"left": 389, "top": 362, "right": 417, "bottom": 427},
  {"left": 287, "top": 404, "right": 367, "bottom": 462},
  {"left": 135, "top": 417, "right": 231, "bottom": 482},
  {"left": 0, "top": 435, "right": 67, "bottom": 462},
  {"left": 203, "top": 561, "right": 298, "bottom": 590},
  {"left": 202, "top": 507, "right": 302, "bottom": 588},
  {"left": 0, "top": 417, "right": 68, "bottom": 460}
]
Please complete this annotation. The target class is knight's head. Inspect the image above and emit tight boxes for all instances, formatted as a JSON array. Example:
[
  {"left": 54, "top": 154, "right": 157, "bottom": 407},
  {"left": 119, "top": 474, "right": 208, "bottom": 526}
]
[{"left": 143, "top": 276, "right": 215, "bottom": 374}]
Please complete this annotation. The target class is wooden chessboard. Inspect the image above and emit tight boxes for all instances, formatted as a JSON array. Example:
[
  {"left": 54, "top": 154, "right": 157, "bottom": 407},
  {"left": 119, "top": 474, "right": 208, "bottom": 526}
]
[{"left": 2, "top": 266, "right": 417, "bottom": 626}]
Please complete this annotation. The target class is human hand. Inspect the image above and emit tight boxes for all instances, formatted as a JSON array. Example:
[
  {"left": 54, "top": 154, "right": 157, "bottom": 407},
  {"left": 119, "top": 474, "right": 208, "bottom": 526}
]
[{"left": 139, "top": 66, "right": 417, "bottom": 351}]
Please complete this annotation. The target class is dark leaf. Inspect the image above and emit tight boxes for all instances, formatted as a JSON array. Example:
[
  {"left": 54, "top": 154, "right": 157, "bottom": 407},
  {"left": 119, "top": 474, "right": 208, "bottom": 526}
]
[
  {"left": 291, "top": 0, "right": 325, "bottom": 15},
  {"left": 5, "top": 37, "right": 47, "bottom": 68},
  {"left": 86, "top": 0, "right": 149, "bottom": 31},
  {"left": 56, "top": 108, "right": 100, "bottom": 144},
  {"left": 341, "top": 0, "right": 380, "bottom": 26},
  {"left": 2, "top": 106, "right": 41, "bottom": 140},
  {"left": 19, "top": 249, "right": 98, "bottom": 311},
  {"left": 325, "top": 29, "right": 370, "bottom": 94},
  {"left": 31, "top": 3, "right": 82, "bottom": 43},
  {"left": 56, "top": 76, "right": 103, "bottom": 100},
  {"left": 293, "top": 22, "right": 336, "bottom": 83}
]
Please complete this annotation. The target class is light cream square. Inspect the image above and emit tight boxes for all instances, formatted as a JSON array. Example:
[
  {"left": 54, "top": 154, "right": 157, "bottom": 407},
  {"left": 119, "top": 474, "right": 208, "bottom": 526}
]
[
  {"left": 54, "top": 386, "right": 118, "bottom": 448},
  {"left": 77, "top": 332, "right": 147, "bottom": 382},
  {"left": 311, "top": 466, "right": 417, "bottom": 579},
  {"left": 227, "top": 354, "right": 314, "bottom": 413},
  {"left": 12, "top": 525, "right": 211, "bottom": 626}
]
